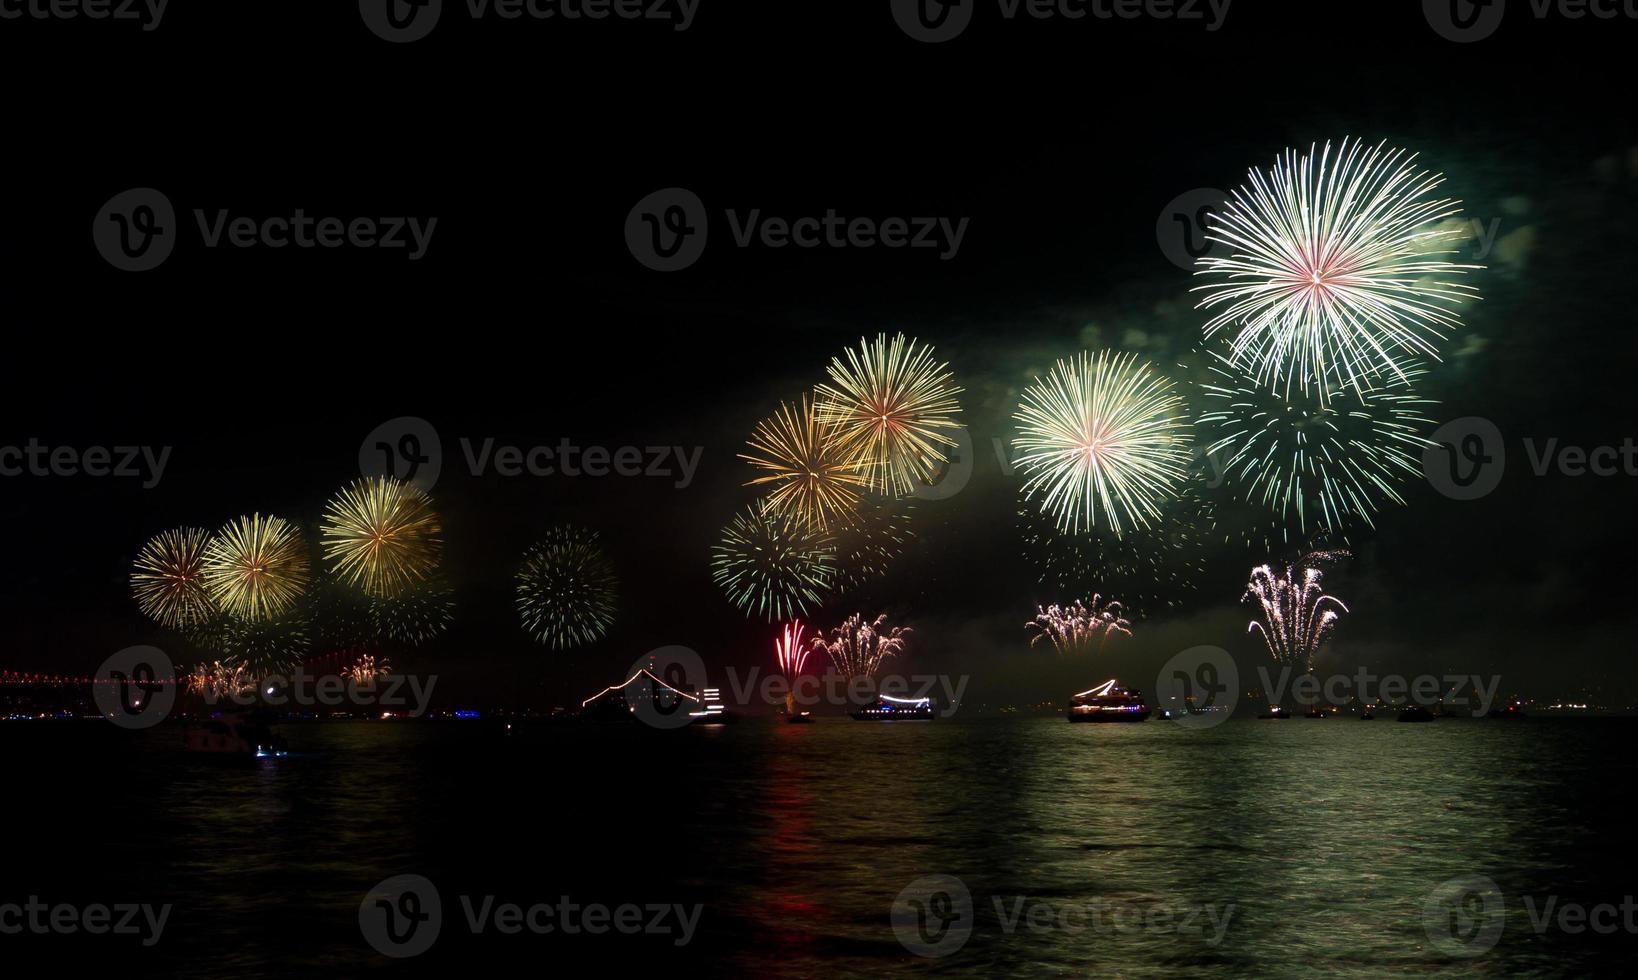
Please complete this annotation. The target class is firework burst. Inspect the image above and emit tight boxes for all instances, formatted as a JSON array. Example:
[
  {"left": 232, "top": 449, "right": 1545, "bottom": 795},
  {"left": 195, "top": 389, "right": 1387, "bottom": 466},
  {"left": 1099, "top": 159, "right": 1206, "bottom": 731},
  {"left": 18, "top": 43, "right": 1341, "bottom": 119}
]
[
  {"left": 1245, "top": 552, "right": 1350, "bottom": 672},
  {"left": 346, "top": 653, "right": 392, "bottom": 684},
  {"left": 711, "top": 503, "right": 835, "bottom": 622},
  {"left": 371, "top": 584, "right": 455, "bottom": 647},
  {"left": 320, "top": 476, "right": 443, "bottom": 598},
  {"left": 827, "top": 494, "right": 915, "bottom": 593},
  {"left": 184, "top": 660, "right": 256, "bottom": 700},
  {"left": 811, "top": 613, "right": 910, "bottom": 680},
  {"left": 815, "top": 333, "right": 964, "bottom": 497},
  {"left": 774, "top": 619, "right": 809, "bottom": 679},
  {"left": 741, "top": 393, "right": 868, "bottom": 530},
  {"left": 1200, "top": 355, "right": 1437, "bottom": 539},
  {"left": 203, "top": 514, "right": 311, "bottom": 622},
  {"left": 1018, "top": 490, "right": 1210, "bottom": 613},
  {"left": 516, "top": 526, "right": 618, "bottom": 649},
  {"left": 1014, "top": 350, "right": 1193, "bottom": 538},
  {"left": 1026, "top": 596, "right": 1133, "bottom": 656},
  {"left": 132, "top": 527, "right": 216, "bottom": 629},
  {"left": 1194, "top": 138, "right": 1481, "bottom": 399}
]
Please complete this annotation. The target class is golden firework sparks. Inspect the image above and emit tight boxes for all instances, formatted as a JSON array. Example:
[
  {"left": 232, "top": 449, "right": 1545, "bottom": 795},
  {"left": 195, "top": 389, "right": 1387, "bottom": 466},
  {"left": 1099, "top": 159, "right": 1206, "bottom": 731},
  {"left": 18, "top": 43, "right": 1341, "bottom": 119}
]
[
  {"left": 741, "top": 393, "right": 868, "bottom": 531},
  {"left": 320, "top": 476, "right": 443, "bottom": 598},
  {"left": 132, "top": 526, "right": 216, "bottom": 629},
  {"left": 815, "top": 333, "right": 964, "bottom": 497},
  {"left": 203, "top": 513, "right": 310, "bottom": 622}
]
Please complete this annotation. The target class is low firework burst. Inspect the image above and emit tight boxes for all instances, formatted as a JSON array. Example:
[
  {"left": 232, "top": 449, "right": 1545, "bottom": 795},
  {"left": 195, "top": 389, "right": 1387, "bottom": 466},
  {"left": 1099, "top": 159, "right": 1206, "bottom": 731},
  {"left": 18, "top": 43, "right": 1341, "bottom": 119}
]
[
  {"left": 711, "top": 503, "right": 835, "bottom": 622},
  {"left": 320, "top": 476, "right": 443, "bottom": 598},
  {"left": 811, "top": 613, "right": 910, "bottom": 680},
  {"left": 132, "top": 527, "right": 216, "bottom": 629},
  {"left": 1200, "top": 355, "right": 1437, "bottom": 539},
  {"left": 184, "top": 661, "right": 256, "bottom": 700},
  {"left": 1026, "top": 597, "right": 1133, "bottom": 656},
  {"left": 1014, "top": 350, "right": 1193, "bottom": 538},
  {"left": 516, "top": 526, "right": 618, "bottom": 649},
  {"left": 741, "top": 394, "right": 867, "bottom": 530},
  {"left": 1194, "top": 138, "right": 1482, "bottom": 399},
  {"left": 346, "top": 653, "right": 392, "bottom": 684},
  {"left": 203, "top": 514, "right": 311, "bottom": 622},
  {"left": 774, "top": 619, "right": 809, "bottom": 680},
  {"left": 210, "top": 615, "right": 312, "bottom": 676},
  {"left": 815, "top": 332, "right": 964, "bottom": 497},
  {"left": 1245, "top": 552, "right": 1350, "bottom": 672}
]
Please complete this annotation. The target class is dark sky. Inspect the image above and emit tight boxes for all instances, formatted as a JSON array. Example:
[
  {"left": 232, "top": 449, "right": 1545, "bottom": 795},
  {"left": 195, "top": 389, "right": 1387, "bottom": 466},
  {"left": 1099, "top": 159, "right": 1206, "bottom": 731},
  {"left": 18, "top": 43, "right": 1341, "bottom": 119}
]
[{"left": 4, "top": 2, "right": 1636, "bottom": 707}]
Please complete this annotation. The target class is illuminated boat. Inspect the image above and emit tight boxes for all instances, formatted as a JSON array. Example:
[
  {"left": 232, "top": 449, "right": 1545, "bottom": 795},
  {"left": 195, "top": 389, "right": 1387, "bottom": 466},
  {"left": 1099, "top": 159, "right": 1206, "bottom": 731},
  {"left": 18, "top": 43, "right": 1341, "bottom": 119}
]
[
  {"left": 849, "top": 695, "right": 934, "bottom": 721},
  {"left": 784, "top": 711, "right": 814, "bottom": 724},
  {"left": 1067, "top": 680, "right": 1150, "bottom": 723},
  {"left": 183, "top": 713, "right": 287, "bottom": 758},
  {"left": 1257, "top": 704, "right": 1289, "bottom": 719}
]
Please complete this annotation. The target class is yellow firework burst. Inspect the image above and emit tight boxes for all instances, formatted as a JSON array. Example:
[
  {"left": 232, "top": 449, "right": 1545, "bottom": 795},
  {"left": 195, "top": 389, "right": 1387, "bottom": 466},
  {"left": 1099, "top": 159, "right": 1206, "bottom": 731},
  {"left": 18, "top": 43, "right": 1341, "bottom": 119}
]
[
  {"left": 203, "top": 514, "right": 310, "bottom": 622},
  {"left": 815, "top": 332, "right": 964, "bottom": 497},
  {"left": 741, "top": 394, "right": 868, "bottom": 530},
  {"left": 132, "top": 527, "right": 216, "bottom": 629},
  {"left": 320, "top": 477, "right": 443, "bottom": 598}
]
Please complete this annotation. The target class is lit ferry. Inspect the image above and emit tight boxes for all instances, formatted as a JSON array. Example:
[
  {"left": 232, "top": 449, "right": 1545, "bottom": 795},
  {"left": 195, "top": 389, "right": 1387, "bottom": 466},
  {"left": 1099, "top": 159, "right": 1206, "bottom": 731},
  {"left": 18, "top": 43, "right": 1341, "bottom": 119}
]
[
  {"left": 1067, "top": 680, "right": 1151, "bottom": 723},
  {"left": 849, "top": 695, "right": 935, "bottom": 721}
]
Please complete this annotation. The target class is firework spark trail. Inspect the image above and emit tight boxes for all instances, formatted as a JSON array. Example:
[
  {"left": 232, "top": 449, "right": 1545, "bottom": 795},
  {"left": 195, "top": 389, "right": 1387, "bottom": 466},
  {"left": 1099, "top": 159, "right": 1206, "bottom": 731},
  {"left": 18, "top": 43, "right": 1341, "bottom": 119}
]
[
  {"left": 711, "top": 503, "right": 835, "bottom": 622},
  {"left": 517, "top": 526, "right": 618, "bottom": 649},
  {"left": 1014, "top": 350, "right": 1193, "bottom": 538},
  {"left": 320, "top": 476, "right": 443, "bottom": 598},
  {"left": 132, "top": 527, "right": 216, "bottom": 629},
  {"left": 742, "top": 393, "right": 868, "bottom": 531},
  {"left": 828, "top": 495, "right": 914, "bottom": 593},
  {"left": 346, "top": 653, "right": 392, "bottom": 684},
  {"left": 1194, "top": 138, "right": 1482, "bottom": 399},
  {"left": 775, "top": 619, "right": 809, "bottom": 679},
  {"left": 811, "top": 613, "right": 911, "bottom": 680},
  {"left": 203, "top": 514, "right": 311, "bottom": 623},
  {"left": 815, "top": 333, "right": 964, "bottom": 497},
  {"left": 1199, "top": 354, "right": 1438, "bottom": 538},
  {"left": 1244, "top": 553, "right": 1350, "bottom": 672},
  {"left": 1025, "top": 596, "right": 1133, "bottom": 656}
]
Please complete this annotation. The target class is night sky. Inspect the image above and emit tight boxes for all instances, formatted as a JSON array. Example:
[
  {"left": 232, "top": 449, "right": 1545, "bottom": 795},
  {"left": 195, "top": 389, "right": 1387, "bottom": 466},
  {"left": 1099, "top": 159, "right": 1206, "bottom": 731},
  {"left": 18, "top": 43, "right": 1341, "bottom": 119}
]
[{"left": 5, "top": 3, "right": 1636, "bottom": 708}]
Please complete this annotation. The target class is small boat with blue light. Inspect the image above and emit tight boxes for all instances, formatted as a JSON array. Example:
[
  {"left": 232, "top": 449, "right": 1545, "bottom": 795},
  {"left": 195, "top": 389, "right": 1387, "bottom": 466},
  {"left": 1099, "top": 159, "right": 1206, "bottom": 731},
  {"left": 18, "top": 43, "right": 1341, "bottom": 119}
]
[
  {"left": 849, "top": 695, "right": 934, "bottom": 721},
  {"left": 1067, "top": 679, "right": 1150, "bottom": 723}
]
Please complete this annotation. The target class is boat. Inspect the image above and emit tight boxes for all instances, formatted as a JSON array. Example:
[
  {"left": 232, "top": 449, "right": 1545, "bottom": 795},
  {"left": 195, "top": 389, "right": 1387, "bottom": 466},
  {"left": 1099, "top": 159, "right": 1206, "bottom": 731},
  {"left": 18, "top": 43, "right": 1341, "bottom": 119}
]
[
  {"left": 1256, "top": 704, "right": 1289, "bottom": 719},
  {"left": 1488, "top": 699, "right": 1527, "bottom": 719},
  {"left": 1067, "top": 680, "right": 1150, "bottom": 723},
  {"left": 1359, "top": 706, "right": 1376, "bottom": 720},
  {"left": 1303, "top": 706, "right": 1329, "bottom": 719},
  {"left": 784, "top": 711, "right": 814, "bottom": 724},
  {"left": 849, "top": 695, "right": 935, "bottom": 721},
  {"left": 183, "top": 713, "right": 287, "bottom": 758},
  {"left": 1397, "top": 704, "right": 1435, "bottom": 723}
]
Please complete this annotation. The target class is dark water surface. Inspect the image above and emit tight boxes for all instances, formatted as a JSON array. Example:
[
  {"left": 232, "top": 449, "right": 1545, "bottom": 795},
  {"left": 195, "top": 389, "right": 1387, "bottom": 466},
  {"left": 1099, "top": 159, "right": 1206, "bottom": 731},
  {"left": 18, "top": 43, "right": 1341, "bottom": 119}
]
[{"left": 9, "top": 717, "right": 1636, "bottom": 977}]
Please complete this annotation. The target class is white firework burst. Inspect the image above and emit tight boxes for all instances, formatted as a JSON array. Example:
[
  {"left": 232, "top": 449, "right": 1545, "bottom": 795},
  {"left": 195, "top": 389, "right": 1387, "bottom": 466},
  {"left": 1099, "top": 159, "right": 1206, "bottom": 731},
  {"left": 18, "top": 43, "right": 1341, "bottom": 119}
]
[{"left": 1193, "top": 138, "right": 1481, "bottom": 400}]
